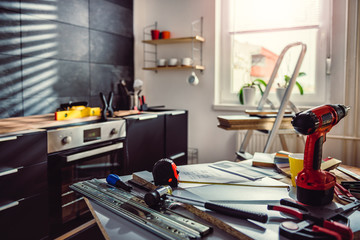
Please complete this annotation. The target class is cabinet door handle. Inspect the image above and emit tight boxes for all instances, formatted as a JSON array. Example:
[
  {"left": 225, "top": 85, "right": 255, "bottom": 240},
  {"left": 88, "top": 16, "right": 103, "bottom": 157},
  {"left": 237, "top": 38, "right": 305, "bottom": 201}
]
[
  {"left": 0, "top": 136, "right": 17, "bottom": 142},
  {"left": 0, "top": 167, "right": 22, "bottom": 177},
  {"left": 169, "top": 152, "right": 185, "bottom": 160},
  {"left": 62, "top": 197, "right": 84, "bottom": 208},
  {"left": 0, "top": 200, "right": 20, "bottom": 212},
  {"left": 138, "top": 115, "right": 157, "bottom": 121},
  {"left": 171, "top": 111, "right": 185, "bottom": 116},
  {"left": 65, "top": 142, "right": 123, "bottom": 163}
]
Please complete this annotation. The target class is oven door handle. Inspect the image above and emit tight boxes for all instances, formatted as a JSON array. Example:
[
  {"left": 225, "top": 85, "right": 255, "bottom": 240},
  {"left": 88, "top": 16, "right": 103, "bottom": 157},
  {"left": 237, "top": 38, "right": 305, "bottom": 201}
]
[{"left": 65, "top": 142, "right": 123, "bottom": 163}]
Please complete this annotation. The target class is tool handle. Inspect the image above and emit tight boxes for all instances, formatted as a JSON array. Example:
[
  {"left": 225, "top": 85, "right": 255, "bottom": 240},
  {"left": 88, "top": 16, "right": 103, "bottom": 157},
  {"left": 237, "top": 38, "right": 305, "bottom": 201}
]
[
  {"left": 304, "top": 133, "right": 325, "bottom": 171},
  {"left": 312, "top": 225, "right": 342, "bottom": 240},
  {"left": 336, "top": 183, "right": 355, "bottom": 198},
  {"left": 323, "top": 220, "right": 353, "bottom": 240},
  {"left": 267, "top": 205, "right": 304, "bottom": 220},
  {"left": 341, "top": 181, "right": 360, "bottom": 189},
  {"left": 107, "top": 92, "right": 114, "bottom": 117},
  {"left": 204, "top": 202, "right": 268, "bottom": 223},
  {"left": 280, "top": 198, "right": 309, "bottom": 211},
  {"left": 100, "top": 92, "right": 108, "bottom": 121},
  {"left": 106, "top": 174, "right": 132, "bottom": 192}
]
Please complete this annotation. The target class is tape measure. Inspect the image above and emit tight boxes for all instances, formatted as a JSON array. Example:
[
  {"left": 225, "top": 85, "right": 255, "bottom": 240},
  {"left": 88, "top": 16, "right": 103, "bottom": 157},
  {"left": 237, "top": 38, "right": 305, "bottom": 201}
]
[{"left": 152, "top": 158, "right": 179, "bottom": 188}]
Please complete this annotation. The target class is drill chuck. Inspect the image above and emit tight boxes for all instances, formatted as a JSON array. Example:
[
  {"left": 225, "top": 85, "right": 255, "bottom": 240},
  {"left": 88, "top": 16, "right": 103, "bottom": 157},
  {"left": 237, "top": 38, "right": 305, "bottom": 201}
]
[
  {"left": 292, "top": 104, "right": 350, "bottom": 135},
  {"left": 292, "top": 111, "right": 319, "bottom": 135}
]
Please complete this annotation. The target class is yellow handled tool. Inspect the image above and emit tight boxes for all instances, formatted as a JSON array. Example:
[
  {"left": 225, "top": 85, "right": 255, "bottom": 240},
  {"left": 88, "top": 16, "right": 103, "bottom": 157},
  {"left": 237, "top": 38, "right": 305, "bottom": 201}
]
[{"left": 55, "top": 106, "right": 101, "bottom": 120}]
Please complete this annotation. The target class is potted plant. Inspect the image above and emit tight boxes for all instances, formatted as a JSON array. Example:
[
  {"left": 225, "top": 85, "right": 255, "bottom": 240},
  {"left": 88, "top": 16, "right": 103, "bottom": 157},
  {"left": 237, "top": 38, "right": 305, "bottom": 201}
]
[
  {"left": 276, "top": 72, "right": 306, "bottom": 102},
  {"left": 238, "top": 78, "right": 267, "bottom": 105}
]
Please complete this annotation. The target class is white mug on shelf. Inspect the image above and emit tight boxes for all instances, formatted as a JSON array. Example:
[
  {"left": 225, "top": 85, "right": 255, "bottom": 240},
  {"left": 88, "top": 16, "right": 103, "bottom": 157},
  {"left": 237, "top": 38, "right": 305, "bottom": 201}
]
[
  {"left": 181, "top": 57, "right": 193, "bottom": 66},
  {"left": 157, "top": 58, "right": 167, "bottom": 67},
  {"left": 168, "top": 58, "right": 178, "bottom": 66}
]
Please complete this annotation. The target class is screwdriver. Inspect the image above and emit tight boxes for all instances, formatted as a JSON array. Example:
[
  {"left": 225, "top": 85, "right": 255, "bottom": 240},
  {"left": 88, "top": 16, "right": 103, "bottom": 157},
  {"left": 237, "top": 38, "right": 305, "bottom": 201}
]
[
  {"left": 144, "top": 186, "right": 268, "bottom": 223},
  {"left": 106, "top": 174, "right": 132, "bottom": 192}
]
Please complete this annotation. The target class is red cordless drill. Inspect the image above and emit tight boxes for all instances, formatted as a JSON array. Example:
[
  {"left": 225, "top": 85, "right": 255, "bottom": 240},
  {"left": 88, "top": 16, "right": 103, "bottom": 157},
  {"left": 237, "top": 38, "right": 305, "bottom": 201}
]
[{"left": 291, "top": 104, "right": 350, "bottom": 205}]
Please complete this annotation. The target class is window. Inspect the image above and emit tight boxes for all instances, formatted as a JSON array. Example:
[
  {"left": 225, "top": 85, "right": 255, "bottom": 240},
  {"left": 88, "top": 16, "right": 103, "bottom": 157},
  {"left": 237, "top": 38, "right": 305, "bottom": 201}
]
[{"left": 215, "top": 0, "right": 331, "bottom": 108}]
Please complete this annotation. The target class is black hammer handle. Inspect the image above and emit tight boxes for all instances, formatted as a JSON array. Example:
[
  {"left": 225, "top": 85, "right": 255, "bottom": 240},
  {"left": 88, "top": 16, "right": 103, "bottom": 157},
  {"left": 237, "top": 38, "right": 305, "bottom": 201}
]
[
  {"left": 166, "top": 194, "right": 268, "bottom": 223},
  {"left": 204, "top": 202, "right": 268, "bottom": 223}
]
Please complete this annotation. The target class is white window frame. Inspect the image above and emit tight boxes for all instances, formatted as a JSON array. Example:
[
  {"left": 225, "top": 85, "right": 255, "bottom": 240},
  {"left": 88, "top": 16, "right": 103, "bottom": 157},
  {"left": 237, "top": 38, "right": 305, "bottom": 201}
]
[{"left": 214, "top": 0, "right": 333, "bottom": 110}]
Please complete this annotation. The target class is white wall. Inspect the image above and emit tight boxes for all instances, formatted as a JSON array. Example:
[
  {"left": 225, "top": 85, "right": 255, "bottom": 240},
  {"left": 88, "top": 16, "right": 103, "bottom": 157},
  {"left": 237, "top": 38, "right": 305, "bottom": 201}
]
[
  {"left": 134, "top": 0, "right": 237, "bottom": 163},
  {"left": 134, "top": 0, "right": 359, "bottom": 166}
]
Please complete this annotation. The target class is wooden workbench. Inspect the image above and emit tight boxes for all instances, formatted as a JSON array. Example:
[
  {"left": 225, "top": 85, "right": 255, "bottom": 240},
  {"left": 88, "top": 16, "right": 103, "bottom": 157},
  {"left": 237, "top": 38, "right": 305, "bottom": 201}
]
[{"left": 217, "top": 115, "right": 293, "bottom": 131}]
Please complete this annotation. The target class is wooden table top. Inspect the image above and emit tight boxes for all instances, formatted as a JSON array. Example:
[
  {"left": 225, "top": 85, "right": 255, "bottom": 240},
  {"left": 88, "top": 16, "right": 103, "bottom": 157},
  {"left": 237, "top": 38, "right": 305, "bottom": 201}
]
[
  {"left": 0, "top": 114, "right": 101, "bottom": 135},
  {"left": 217, "top": 115, "right": 293, "bottom": 131}
]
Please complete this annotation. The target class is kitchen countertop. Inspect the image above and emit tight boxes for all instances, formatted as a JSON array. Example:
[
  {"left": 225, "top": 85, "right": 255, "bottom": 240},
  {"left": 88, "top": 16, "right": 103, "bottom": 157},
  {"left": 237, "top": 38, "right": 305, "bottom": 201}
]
[
  {"left": 0, "top": 114, "right": 101, "bottom": 135},
  {"left": 0, "top": 110, "right": 185, "bottom": 135}
]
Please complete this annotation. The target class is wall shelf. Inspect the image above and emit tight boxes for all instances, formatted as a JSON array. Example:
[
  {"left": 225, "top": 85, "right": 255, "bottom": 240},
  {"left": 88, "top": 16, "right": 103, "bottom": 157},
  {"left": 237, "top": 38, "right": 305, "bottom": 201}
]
[
  {"left": 142, "top": 18, "right": 204, "bottom": 72},
  {"left": 142, "top": 35, "right": 205, "bottom": 45},
  {"left": 143, "top": 65, "right": 205, "bottom": 71}
]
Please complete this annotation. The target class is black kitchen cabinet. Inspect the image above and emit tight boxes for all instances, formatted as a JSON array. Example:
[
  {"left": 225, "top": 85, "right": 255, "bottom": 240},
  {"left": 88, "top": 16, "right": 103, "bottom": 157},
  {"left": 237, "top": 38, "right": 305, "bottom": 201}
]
[
  {"left": 0, "top": 130, "right": 49, "bottom": 240},
  {"left": 163, "top": 110, "right": 188, "bottom": 166},
  {"left": 0, "top": 193, "right": 48, "bottom": 240},
  {"left": 123, "top": 113, "right": 165, "bottom": 174},
  {"left": 123, "top": 110, "right": 188, "bottom": 175}
]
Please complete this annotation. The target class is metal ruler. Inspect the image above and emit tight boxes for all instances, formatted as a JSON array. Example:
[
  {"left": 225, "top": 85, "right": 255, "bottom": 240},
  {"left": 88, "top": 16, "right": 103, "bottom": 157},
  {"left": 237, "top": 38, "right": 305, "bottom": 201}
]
[
  {"left": 70, "top": 179, "right": 211, "bottom": 240},
  {"left": 337, "top": 166, "right": 360, "bottom": 181}
]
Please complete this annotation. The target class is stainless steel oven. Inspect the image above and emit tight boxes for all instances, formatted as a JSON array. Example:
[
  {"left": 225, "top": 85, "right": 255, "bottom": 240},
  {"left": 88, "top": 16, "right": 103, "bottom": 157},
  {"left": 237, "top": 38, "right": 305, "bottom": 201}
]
[{"left": 47, "top": 119, "right": 126, "bottom": 236}]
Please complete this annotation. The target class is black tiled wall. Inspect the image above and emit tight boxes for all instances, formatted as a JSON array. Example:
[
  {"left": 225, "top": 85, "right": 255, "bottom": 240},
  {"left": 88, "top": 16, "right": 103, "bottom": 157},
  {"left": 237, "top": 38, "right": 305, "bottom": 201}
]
[{"left": 0, "top": 0, "right": 134, "bottom": 118}]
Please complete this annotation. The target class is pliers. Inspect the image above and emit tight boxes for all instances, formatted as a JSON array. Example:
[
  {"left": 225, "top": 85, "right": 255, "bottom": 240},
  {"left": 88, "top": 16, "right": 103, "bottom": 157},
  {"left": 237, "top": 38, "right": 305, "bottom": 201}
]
[
  {"left": 335, "top": 182, "right": 357, "bottom": 203},
  {"left": 268, "top": 198, "right": 360, "bottom": 240}
]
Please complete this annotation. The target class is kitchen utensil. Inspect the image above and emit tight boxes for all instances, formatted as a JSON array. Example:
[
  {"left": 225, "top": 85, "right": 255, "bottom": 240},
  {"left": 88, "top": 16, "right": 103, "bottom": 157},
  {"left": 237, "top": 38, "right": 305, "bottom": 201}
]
[
  {"left": 133, "top": 79, "right": 143, "bottom": 109},
  {"left": 168, "top": 58, "right": 178, "bottom": 66},
  {"left": 151, "top": 29, "right": 160, "bottom": 40},
  {"left": 157, "top": 58, "right": 167, "bottom": 67},
  {"left": 187, "top": 71, "right": 199, "bottom": 86},
  {"left": 182, "top": 57, "right": 193, "bottom": 66},
  {"left": 288, "top": 153, "right": 304, "bottom": 187},
  {"left": 161, "top": 31, "right": 170, "bottom": 39}
]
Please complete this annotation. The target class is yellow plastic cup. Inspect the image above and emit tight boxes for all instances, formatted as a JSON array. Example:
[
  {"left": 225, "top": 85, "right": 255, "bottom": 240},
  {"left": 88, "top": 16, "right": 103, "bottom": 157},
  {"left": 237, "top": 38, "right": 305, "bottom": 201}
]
[{"left": 288, "top": 153, "right": 304, "bottom": 187}]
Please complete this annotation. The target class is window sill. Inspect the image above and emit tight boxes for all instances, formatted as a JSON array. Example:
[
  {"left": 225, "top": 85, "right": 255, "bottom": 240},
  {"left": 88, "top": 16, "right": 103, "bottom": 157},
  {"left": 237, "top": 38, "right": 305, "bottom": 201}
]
[
  {"left": 212, "top": 103, "right": 258, "bottom": 112},
  {"left": 212, "top": 103, "right": 314, "bottom": 112}
]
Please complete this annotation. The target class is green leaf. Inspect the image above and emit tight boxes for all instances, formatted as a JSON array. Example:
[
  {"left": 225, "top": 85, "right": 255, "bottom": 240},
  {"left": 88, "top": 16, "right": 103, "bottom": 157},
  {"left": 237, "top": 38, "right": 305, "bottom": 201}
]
[
  {"left": 255, "top": 83, "right": 264, "bottom": 95},
  {"left": 253, "top": 78, "right": 267, "bottom": 87},
  {"left": 296, "top": 81, "right": 304, "bottom": 95},
  {"left": 239, "top": 88, "right": 244, "bottom": 104},
  {"left": 284, "top": 75, "right": 291, "bottom": 82},
  {"left": 298, "top": 72, "right": 306, "bottom": 77},
  {"left": 253, "top": 79, "right": 267, "bottom": 94}
]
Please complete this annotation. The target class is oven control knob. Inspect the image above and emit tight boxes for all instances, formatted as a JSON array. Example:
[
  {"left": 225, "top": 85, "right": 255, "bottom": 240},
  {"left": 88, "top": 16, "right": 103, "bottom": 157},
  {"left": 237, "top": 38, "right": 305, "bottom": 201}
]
[
  {"left": 62, "top": 136, "right": 72, "bottom": 144},
  {"left": 110, "top": 128, "right": 118, "bottom": 135}
]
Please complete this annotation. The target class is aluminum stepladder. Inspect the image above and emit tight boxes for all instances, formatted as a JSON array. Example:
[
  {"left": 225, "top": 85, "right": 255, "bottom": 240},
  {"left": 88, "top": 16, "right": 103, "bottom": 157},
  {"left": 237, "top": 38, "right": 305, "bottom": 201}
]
[{"left": 236, "top": 42, "right": 307, "bottom": 160}]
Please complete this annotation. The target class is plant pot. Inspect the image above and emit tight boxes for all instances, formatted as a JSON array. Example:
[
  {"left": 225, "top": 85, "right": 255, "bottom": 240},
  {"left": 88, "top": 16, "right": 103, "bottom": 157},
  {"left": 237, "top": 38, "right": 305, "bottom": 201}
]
[
  {"left": 276, "top": 87, "right": 286, "bottom": 104},
  {"left": 243, "top": 87, "right": 256, "bottom": 106}
]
